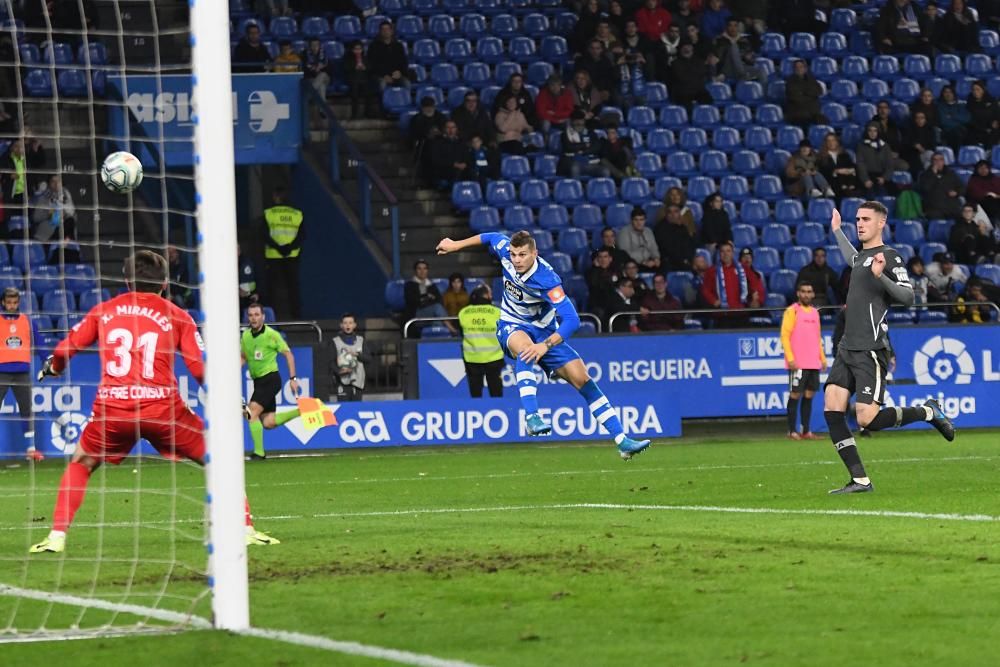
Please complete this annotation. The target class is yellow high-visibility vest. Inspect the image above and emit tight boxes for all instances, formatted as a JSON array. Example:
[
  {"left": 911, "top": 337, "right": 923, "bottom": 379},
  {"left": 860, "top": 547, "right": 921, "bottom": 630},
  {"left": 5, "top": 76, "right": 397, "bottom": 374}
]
[
  {"left": 458, "top": 304, "right": 503, "bottom": 363},
  {"left": 264, "top": 205, "right": 303, "bottom": 259}
]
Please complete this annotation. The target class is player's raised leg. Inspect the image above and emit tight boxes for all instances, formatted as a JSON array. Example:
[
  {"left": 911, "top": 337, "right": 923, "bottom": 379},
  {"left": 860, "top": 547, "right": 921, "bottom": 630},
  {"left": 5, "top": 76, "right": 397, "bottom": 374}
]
[{"left": 855, "top": 399, "right": 955, "bottom": 441}]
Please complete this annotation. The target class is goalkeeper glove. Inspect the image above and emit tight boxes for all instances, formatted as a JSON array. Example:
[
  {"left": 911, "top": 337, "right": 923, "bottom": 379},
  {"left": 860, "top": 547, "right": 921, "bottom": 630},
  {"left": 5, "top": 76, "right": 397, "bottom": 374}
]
[{"left": 37, "top": 356, "right": 60, "bottom": 382}]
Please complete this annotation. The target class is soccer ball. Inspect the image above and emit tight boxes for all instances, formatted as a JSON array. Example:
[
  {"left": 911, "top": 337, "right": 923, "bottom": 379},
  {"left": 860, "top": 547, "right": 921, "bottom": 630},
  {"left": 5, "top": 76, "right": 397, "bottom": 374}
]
[{"left": 100, "top": 151, "right": 143, "bottom": 193}]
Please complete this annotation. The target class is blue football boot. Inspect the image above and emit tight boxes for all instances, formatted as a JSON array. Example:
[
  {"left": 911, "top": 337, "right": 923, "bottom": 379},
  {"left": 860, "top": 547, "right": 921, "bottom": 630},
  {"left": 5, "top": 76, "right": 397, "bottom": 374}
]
[{"left": 617, "top": 436, "right": 651, "bottom": 461}]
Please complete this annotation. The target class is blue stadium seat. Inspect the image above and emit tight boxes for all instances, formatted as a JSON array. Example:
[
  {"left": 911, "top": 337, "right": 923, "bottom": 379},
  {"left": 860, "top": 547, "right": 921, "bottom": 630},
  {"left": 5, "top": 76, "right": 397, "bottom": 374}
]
[
  {"left": 552, "top": 179, "right": 585, "bottom": 208},
  {"left": 975, "top": 263, "right": 1000, "bottom": 284},
  {"left": 430, "top": 62, "right": 460, "bottom": 88},
  {"left": 42, "top": 288, "right": 75, "bottom": 314},
  {"left": 503, "top": 205, "right": 534, "bottom": 231},
  {"left": 452, "top": 181, "right": 483, "bottom": 211},
  {"left": 807, "top": 124, "right": 835, "bottom": 149},
  {"left": 692, "top": 105, "right": 721, "bottom": 127},
  {"left": 667, "top": 272, "right": 695, "bottom": 306},
  {"left": 707, "top": 82, "right": 732, "bottom": 104},
  {"left": 627, "top": 106, "right": 656, "bottom": 132},
  {"left": 796, "top": 222, "right": 826, "bottom": 249},
  {"left": 761, "top": 224, "right": 793, "bottom": 250},
  {"left": 381, "top": 85, "right": 413, "bottom": 114},
  {"left": 740, "top": 199, "right": 771, "bottom": 227},
  {"left": 862, "top": 79, "right": 890, "bottom": 101},
  {"left": 487, "top": 12, "right": 517, "bottom": 38},
  {"left": 695, "top": 248, "right": 713, "bottom": 266},
  {"left": 765, "top": 149, "right": 792, "bottom": 174},
  {"left": 769, "top": 269, "right": 798, "bottom": 299},
  {"left": 686, "top": 177, "right": 716, "bottom": 202},
  {"left": 765, "top": 292, "right": 788, "bottom": 319},
  {"left": 646, "top": 128, "right": 675, "bottom": 155},
  {"left": 469, "top": 206, "right": 501, "bottom": 232},
  {"left": 789, "top": 32, "right": 816, "bottom": 56},
  {"left": 557, "top": 228, "right": 588, "bottom": 255},
  {"left": 24, "top": 69, "right": 53, "bottom": 97},
  {"left": 849, "top": 30, "right": 875, "bottom": 55},
  {"left": 410, "top": 39, "right": 440, "bottom": 65},
  {"left": 927, "top": 219, "right": 953, "bottom": 244},
  {"left": 533, "top": 154, "right": 558, "bottom": 181},
  {"left": 761, "top": 32, "right": 787, "bottom": 57},
  {"left": 508, "top": 36, "right": 537, "bottom": 63},
  {"left": 776, "top": 125, "right": 804, "bottom": 152},
  {"left": 831, "top": 79, "right": 859, "bottom": 103},
  {"left": 659, "top": 105, "right": 688, "bottom": 128},
  {"left": 820, "top": 32, "right": 847, "bottom": 57},
  {"left": 545, "top": 252, "right": 574, "bottom": 279},
  {"left": 652, "top": 177, "right": 682, "bottom": 201},
  {"left": 734, "top": 81, "right": 763, "bottom": 105},
  {"left": 920, "top": 242, "right": 948, "bottom": 264},
  {"left": 755, "top": 247, "right": 781, "bottom": 275},
  {"left": 412, "top": 0, "right": 440, "bottom": 14},
  {"left": 29, "top": 265, "right": 61, "bottom": 295},
  {"left": 538, "top": 204, "right": 570, "bottom": 231},
  {"left": 461, "top": 62, "right": 491, "bottom": 87},
  {"left": 501, "top": 155, "right": 531, "bottom": 182},
  {"left": 892, "top": 78, "right": 920, "bottom": 103},
  {"left": 830, "top": 8, "right": 857, "bottom": 33},
  {"left": 711, "top": 127, "right": 740, "bottom": 153},
  {"left": 756, "top": 106, "right": 783, "bottom": 127},
  {"left": 634, "top": 152, "right": 664, "bottom": 178},
  {"left": 934, "top": 54, "right": 962, "bottom": 77},
  {"left": 269, "top": 16, "right": 298, "bottom": 38},
  {"left": 806, "top": 198, "right": 835, "bottom": 223},
  {"left": 531, "top": 229, "right": 554, "bottom": 252},
  {"left": 301, "top": 16, "right": 332, "bottom": 38},
  {"left": 11, "top": 242, "right": 44, "bottom": 272},
  {"left": 958, "top": 145, "right": 987, "bottom": 166},
  {"left": 421, "top": 325, "right": 454, "bottom": 339},
  {"left": 766, "top": 80, "right": 786, "bottom": 103},
  {"left": 603, "top": 202, "right": 630, "bottom": 228},
  {"left": 980, "top": 29, "right": 1000, "bottom": 53},
  {"left": 666, "top": 151, "right": 697, "bottom": 177},
  {"left": 476, "top": 36, "right": 504, "bottom": 63},
  {"left": 724, "top": 104, "right": 752, "bottom": 128},
  {"left": 524, "top": 61, "right": 553, "bottom": 86},
  {"left": 63, "top": 265, "right": 96, "bottom": 294},
  {"left": 894, "top": 219, "right": 925, "bottom": 246},
  {"left": 839, "top": 198, "right": 864, "bottom": 225},
  {"left": 783, "top": 246, "right": 812, "bottom": 272},
  {"left": 582, "top": 177, "right": 615, "bottom": 207},
  {"left": 872, "top": 55, "right": 900, "bottom": 80},
  {"left": 521, "top": 12, "right": 549, "bottom": 37},
  {"left": 620, "top": 178, "right": 652, "bottom": 205},
  {"left": 720, "top": 175, "right": 749, "bottom": 202},
  {"left": 821, "top": 102, "right": 848, "bottom": 127},
  {"left": 752, "top": 174, "right": 782, "bottom": 201},
  {"left": 679, "top": 128, "right": 709, "bottom": 154},
  {"left": 570, "top": 204, "right": 601, "bottom": 231},
  {"left": 517, "top": 179, "right": 548, "bottom": 208},
  {"left": 744, "top": 126, "right": 773, "bottom": 151},
  {"left": 444, "top": 38, "right": 473, "bottom": 64},
  {"left": 0, "top": 266, "right": 21, "bottom": 291},
  {"left": 56, "top": 69, "right": 88, "bottom": 97},
  {"left": 644, "top": 82, "right": 669, "bottom": 108},
  {"left": 42, "top": 41, "right": 74, "bottom": 64},
  {"left": 775, "top": 199, "right": 805, "bottom": 226},
  {"left": 892, "top": 243, "right": 915, "bottom": 263},
  {"left": 697, "top": 150, "right": 727, "bottom": 177},
  {"left": 811, "top": 56, "right": 838, "bottom": 81},
  {"left": 333, "top": 15, "right": 362, "bottom": 40},
  {"left": 539, "top": 36, "right": 569, "bottom": 65},
  {"left": 732, "top": 224, "right": 758, "bottom": 248},
  {"left": 485, "top": 180, "right": 516, "bottom": 209},
  {"left": 732, "top": 150, "right": 762, "bottom": 175},
  {"left": 966, "top": 53, "right": 992, "bottom": 77},
  {"left": 903, "top": 54, "right": 931, "bottom": 78}
]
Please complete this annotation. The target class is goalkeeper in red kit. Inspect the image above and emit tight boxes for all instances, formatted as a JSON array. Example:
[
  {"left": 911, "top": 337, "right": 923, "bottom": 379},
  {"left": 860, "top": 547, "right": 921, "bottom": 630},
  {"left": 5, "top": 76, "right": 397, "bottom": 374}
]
[{"left": 30, "top": 251, "right": 279, "bottom": 553}]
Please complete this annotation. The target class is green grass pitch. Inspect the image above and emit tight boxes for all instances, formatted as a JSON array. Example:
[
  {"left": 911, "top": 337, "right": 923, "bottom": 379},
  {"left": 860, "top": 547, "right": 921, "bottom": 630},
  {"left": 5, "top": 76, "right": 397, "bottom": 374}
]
[{"left": 1, "top": 429, "right": 999, "bottom": 666}]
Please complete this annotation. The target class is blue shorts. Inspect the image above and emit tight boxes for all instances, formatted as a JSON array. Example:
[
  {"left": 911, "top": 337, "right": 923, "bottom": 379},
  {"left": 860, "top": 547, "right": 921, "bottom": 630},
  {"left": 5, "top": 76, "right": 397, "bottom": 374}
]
[{"left": 497, "top": 322, "right": 582, "bottom": 375}]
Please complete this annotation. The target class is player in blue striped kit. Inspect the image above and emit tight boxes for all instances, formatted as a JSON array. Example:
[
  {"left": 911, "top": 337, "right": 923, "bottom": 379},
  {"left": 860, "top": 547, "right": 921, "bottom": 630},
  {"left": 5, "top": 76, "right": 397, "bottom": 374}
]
[{"left": 436, "top": 230, "right": 651, "bottom": 460}]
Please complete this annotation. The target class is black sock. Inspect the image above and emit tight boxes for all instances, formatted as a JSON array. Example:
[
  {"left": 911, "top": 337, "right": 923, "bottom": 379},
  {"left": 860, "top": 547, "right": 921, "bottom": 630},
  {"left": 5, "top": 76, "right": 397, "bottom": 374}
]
[
  {"left": 800, "top": 396, "right": 813, "bottom": 433},
  {"left": 824, "top": 410, "right": 867, "bottom": 479},
  {"left": 865, "top": 406, "right": 929, "bottom": 431},
  {"left": 787, "top": 396, "right": 800, "bottom": 433}
]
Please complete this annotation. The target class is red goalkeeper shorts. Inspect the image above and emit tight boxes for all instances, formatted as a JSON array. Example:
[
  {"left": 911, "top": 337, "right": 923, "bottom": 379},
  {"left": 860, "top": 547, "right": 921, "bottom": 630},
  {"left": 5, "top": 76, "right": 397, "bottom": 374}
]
[{"left": 79, "top": 398, "right": 206, "bottom": 465}]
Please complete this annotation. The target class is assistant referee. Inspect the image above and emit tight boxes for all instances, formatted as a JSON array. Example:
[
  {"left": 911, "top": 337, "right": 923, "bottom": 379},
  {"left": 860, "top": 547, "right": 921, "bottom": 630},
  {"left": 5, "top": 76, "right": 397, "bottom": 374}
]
[{"left": 240, "top": 303, "right": 300, "bottom": 459}]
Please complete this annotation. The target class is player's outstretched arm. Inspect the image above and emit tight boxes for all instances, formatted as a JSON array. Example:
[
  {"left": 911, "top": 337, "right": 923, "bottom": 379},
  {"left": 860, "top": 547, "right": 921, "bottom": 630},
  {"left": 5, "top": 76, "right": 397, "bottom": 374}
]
[
  {"left": 436, "top": 235, "right": 483, "bottom": 255},
  {"left": 830, "top": 208, "right": 858, "bottom": 264}
]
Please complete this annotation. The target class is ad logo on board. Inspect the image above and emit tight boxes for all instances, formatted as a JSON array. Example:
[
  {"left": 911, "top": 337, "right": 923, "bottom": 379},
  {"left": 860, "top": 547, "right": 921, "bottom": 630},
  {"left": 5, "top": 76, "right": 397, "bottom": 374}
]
[{"left": 913, "top": 335, "right": 975, "bottom": 385}]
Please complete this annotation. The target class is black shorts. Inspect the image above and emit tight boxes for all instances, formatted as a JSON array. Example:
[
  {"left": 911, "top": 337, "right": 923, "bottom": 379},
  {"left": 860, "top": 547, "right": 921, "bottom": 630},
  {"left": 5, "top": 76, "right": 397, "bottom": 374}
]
[
  {"left": 826, "top": 348, "right": 890, "bottom": 405},
  {"left": 788, "top": 369, "right": 820, "bottom": 393},
  {"left": 249, "top": 371, "right": 283, "bottom": 414}
]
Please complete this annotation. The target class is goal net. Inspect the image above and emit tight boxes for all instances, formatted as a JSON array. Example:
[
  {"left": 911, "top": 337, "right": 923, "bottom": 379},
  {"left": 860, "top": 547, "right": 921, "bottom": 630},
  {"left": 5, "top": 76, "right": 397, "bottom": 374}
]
[{"left": 0, "top": 0, "right": 246, "bottom": 640}]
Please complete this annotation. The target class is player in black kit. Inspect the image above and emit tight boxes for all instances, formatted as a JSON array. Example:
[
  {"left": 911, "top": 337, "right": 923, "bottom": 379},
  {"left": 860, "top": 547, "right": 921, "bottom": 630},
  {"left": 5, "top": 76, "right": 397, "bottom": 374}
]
[{"left": 823, "top": 202, "right": 955, "bottom": 495}]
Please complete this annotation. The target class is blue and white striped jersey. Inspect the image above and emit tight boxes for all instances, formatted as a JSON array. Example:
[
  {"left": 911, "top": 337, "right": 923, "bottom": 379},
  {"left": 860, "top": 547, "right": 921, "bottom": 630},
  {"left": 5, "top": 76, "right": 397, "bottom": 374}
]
[{"left": 481, "top": 232, "right": 570, "bottom": 331}]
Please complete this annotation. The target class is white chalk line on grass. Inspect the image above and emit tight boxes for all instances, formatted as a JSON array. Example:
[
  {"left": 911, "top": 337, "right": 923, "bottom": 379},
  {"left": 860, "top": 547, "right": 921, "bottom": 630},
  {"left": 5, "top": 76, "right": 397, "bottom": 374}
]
[{"left": 0, "top": 584, "right": 487, "bottom": 667}]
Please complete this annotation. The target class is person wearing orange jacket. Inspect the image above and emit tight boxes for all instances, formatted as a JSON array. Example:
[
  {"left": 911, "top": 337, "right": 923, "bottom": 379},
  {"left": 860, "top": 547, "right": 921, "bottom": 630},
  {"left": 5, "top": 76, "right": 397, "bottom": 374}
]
[{"left": 0, "top": 287, "right": 38, "bottom": 460}]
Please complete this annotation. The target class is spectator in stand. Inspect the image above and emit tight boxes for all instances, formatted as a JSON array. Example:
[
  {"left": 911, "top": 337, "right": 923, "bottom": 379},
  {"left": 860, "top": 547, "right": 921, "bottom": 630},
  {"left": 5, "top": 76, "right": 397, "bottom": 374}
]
[
  {"left": 982, "top": 0, "right": 1000, "bottom": 32},
  {"left": 784, "top": 59, "right": 827, "bottom": 128},
  {"left": 254, "top": 0, "right": 291, "bottom": 17},
  {"left": 599, "top": 227, "right": 632, "bottom": 270},
  {"left": 729, "top": 0, "right": 769, "bottom": 37},
  {"left": 652, "top": 23, "right": 683, "bottom": 79},
  {"left": 443, "top": 272, "right": 469, "bottom": 317},
  {"left": 655, "top": 186, "right": 697, "bottom": 235},
  {"left": 272, "top": 41, "right": 301, "bottom": 73},
  {"left": 237, "top": 243, "right": 258, "bottom": 311},
  {"left": 493, "top": 73, "right": 537, "bottom": 126},
  {"left": 687, "top": 253, "right": 710, "bottom": 307},
  {"left": 608, "top": 0, "right": 629, "bottom": 35},
  {"left": 877, "top": 0, "right": 932, "bottom": 55},
  {"left": 621, "top": 260, "right": 650, "bottom": 302},
  {"left": 713, "top": 18, "right": 767, "bottom": 85},
  {"left": 671, "top": 0, "right": 699, "bottom": 33},
  {"left": 606, "top": 277, "right": 639, "bottom": 332},
  {"left": 871, "top": 100, "right": 905, "bottom": 158},
  {"left": 701, "top": 0, "right": 733, "bottom": 39},
  {"left": 937, "top": 85, "right": 970, "bottom": 147},
  {"left": 558, "top": 110, "right": 611, "bottom": 178},
  {"left": 857, "top": 123, "right": 908, "bottom": 196},
  {"left": 597, "top": 127, "right": 635, "bottom": 180},
  {"left": 965, "top": 81, "right": 999, "bottom": 147},
  {"left": 616, "top": 20, "right": 657, "bottom": 83},
  {"left": 699, "top": 192, "right": 733, "bottom": 253},
  {"left": 367, "top": 22, "right": 410, "bottom": 101},
  {"left": 571, "top": 0, "right": 603, "bottom": 53},
  {"left": 342, "top": 41, "right": 374, "bottom": 120},
  {"left": 919, "top": 152, "right": 964, "bottom": 219},
  {"left": 494, "top": 95, "right": 533, "bottom": 155},
  {"left": 574, "top": 41, "right": 621, "bottom": 106},
  {"left": 535, "top": 75, "right": 575, "bottom": 133},
  {"left": 409, "top": 96, "right": 446, "bottom": 181},
  {"left": 166, "top": 246, "right": 193, "bottom": 309},
  {"left": 2, "top": 137, "right": 46, "bottom": 231},
  {"left": 739, "top": 247, "right": 765, "bottom": 289},
  {"left": 950, "top": 203, "right": 997, "bottom": 265},
  {"left": 907, "top": 256, "right": 944, "bottom": 308},
  {"left": 595, "top": 20, "right": 621, "bottom": 54},
  {"left": 452, "top": 91, "right": 494, "bottom": 144},
  {"left": 910, "top": 87, "right": 941, "bottom": 128},
  {"left": 952, "top": 279, "right": 993, "bottom": 323},
  {"left": 31, "top": 174, "right": 75, "bottom": 245},
  {"left": 786, "top": 140, "right": 836, "bottom": 200},
  {"left": 639, "top": 273, "right": 683, "bottom": 330},
  {"left": 568, "top": 70, "right": 606, "bottom": 127},
  {"left": 586, "top": 247, "right": 618, "bottom": 319},
  {"left": 618, "top": 207, "right": 661, "bottom": 270},
  {"left": 669, "top": 42, "right": 714, "bottom": 109},
  {"left": 774, "top": 0, "right": 825, "bottom": 35},
  {"left": 817, "top": 132, "right": 861, "bottom": 198},
  {"left": 685, "top": 23, "right": 716, "bottom": 60},
  {"left": 429, "top": 120, "right": 470, "bottom": 190},
  {"left": 232, "top": 23, "right": 271, "bottom": 73},
  {"left": 966, "top": 159, "right": 1000, "bottom": 219},
  {"left": 902, "top": 110, "right": 937, "bottom": 177},
  {"left": 332, "top": 313, "right": 370, "bottom": 402},
  {"left": 466, "top": 135, "right": 500, "bottom": 188},
  {"left": 926, "top": 252, "right": 966, "bottom": 299},
  {"left": 635, "top": 0, "right": 673, "bottom": 42},
  {"left": 934, "top": 0, "right": 980, "bottom": 54},
  {"left": 404, "top": 260, "right": 456, "bottom": 335},
  {"left": 655, "top": 204, "right": 697, "bottom": 270},
  {"left": 700, "top": 241, "right": 765, "bottom": 326},
  {"left": 796, "top": 247, "right": 841, "bottom": 307},
  {"left": 303, "top": 39, "right": 331, "bottom": 99}
]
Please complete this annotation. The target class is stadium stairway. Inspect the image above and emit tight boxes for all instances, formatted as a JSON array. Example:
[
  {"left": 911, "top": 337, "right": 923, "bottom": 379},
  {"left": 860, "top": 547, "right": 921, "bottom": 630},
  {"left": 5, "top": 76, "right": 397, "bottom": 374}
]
[{"left": 312, "top": 98, "right": 496, "bottom": 281}]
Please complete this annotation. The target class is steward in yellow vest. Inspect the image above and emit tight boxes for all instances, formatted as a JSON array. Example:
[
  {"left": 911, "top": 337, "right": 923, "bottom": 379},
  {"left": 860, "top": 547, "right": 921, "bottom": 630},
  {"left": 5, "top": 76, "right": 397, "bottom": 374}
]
[
  {"left": 458, "top": 285, "right": 504, "bottom": 398},
  {"left": 0, "top": 287, "right": 39, "bottom": 460},
  {"left": 262, "top": 186, "right": 304, "bottom": 320}
]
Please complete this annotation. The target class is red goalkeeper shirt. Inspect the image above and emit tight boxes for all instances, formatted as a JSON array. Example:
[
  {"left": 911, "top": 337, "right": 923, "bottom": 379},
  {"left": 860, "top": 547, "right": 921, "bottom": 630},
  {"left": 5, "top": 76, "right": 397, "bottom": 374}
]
[{"left": 52, "top": 291, "right": 205, "bottom": 404}]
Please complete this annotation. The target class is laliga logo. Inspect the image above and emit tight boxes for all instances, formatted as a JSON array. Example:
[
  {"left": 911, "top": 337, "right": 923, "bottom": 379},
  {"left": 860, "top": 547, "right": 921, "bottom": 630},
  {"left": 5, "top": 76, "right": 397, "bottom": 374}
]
[
  {"left": 50, "top": 412, "right": 89, "bottom": 454},
  {"left": 247, "top": 90, "right": 289, "bottom": 133},
  {"left": 913, "top": 335, "right": 975, "bottom": 385}
]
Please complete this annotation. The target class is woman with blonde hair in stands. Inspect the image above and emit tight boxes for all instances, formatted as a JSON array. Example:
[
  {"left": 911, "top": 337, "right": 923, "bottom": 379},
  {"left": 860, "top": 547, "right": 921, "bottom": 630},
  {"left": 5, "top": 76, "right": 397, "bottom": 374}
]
[
  {"left": 817, "top": 132, "right": 860, "bottom": 198},
  {"left": 655, "top": 186, "right": 696, "bottom": 235}
]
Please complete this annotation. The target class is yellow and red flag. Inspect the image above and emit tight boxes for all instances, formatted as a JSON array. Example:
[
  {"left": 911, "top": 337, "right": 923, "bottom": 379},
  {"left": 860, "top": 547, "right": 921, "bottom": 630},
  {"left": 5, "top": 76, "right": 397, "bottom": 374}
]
[{"left": 296, "top": 397, "right": 337, "bottom": 431}]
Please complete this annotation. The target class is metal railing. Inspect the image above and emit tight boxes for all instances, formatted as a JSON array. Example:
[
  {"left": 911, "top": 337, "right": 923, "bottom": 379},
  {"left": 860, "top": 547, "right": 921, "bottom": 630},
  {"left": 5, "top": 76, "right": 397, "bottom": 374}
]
[
  {"left": 402, "top": 313, "right": 603, "bottom": 339},
  {"left": 606, "top": 301, "right": 1000, "bottom": 333},
  {"left": 301, "top": 83, "right": 401, "bottom": 278}
]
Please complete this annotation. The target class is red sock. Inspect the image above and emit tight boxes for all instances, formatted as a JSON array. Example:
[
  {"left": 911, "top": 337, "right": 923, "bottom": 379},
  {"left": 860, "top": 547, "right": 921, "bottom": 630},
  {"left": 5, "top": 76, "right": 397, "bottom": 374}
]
[
  {"left": 52, "top": 462, "right": 92, "bottom": 532},
  {"left": 244, "top": 497, "right": 253, "bottom": 527}
]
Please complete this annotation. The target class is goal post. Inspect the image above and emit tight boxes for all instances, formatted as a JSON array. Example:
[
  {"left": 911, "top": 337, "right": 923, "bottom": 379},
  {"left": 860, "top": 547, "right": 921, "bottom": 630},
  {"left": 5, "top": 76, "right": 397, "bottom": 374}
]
[{"left": 191, "top": 0, "right": 250, "bottom": 631}]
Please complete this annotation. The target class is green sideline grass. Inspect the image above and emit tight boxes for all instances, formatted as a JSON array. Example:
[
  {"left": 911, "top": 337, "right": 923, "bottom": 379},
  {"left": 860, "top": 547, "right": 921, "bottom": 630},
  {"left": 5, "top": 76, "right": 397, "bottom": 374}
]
[{"left": 1, "top": 429, "right": 999, "bottom": 666}]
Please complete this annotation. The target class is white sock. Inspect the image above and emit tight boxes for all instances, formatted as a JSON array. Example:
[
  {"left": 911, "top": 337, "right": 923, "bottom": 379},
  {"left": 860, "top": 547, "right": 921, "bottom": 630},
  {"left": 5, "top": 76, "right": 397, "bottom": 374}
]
[
  {"left": 48, "top": 530, "right": 66, "bottom": 539},
  {"left": 923, "top": 405, "right": 933, "bottom": 421},
  {"left": 614, "top": 433, "right": 626, "bottom": 445},
  {"left": 853, "top": 477, "right": 871, "bottom": 485}
]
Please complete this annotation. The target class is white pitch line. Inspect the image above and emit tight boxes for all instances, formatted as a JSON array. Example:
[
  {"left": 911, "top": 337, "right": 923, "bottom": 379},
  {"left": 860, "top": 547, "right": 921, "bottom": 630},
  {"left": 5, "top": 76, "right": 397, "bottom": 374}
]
[{"left": 0, "top": 585, "right": 488, "bottom": 666}]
